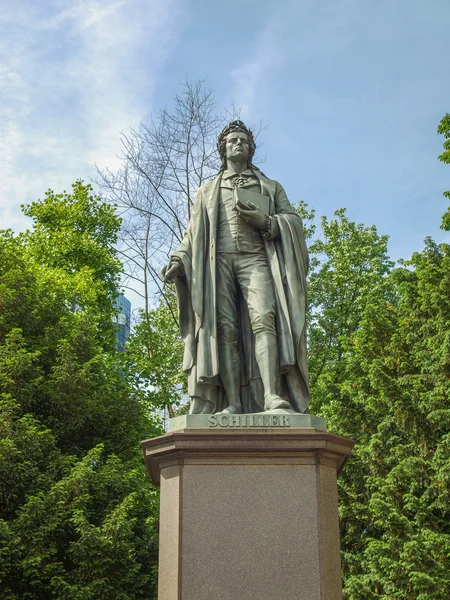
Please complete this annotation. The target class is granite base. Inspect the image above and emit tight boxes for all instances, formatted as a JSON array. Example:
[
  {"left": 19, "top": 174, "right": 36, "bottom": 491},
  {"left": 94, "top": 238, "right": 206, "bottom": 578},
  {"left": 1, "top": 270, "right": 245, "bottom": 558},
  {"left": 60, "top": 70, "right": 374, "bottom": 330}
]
[{"left": 142, "top": 423, "right": 354, "bottom": 600}]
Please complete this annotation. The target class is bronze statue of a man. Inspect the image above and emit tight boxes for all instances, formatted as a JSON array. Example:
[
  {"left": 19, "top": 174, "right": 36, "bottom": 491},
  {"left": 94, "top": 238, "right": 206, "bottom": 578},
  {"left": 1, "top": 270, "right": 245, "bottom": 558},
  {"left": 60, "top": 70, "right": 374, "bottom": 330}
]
[{"left": 162, "top": 120, "right": 309, "bottom": 415}]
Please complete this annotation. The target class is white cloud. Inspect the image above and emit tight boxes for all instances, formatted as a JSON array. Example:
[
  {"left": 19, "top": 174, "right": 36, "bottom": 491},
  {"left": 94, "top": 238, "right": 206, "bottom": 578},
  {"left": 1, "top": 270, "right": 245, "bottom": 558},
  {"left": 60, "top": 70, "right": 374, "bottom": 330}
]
[
  {"left": 0, "top": 0, "right": 183, "bottom": 232},
  {"left": 42, "top": 0, "right": 128, "bottom": 29},
  {"left": 230, "top": 23, "right": 283, "bottom": 120}
]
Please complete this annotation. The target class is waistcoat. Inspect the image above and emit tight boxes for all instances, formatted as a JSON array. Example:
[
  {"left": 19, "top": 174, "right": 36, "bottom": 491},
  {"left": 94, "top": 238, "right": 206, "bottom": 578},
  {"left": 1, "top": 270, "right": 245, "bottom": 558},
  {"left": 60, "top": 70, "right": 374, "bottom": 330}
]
[{"left": 216, "top": 173, "right": 267, "bottom": 253}]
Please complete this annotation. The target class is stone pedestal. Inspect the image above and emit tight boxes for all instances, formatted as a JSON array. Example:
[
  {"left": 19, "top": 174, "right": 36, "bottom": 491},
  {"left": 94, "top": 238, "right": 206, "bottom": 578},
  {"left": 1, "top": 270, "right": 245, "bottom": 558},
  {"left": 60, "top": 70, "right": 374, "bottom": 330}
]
[{"left": 142, "top": 416, "right": 354, "bottom": 600}]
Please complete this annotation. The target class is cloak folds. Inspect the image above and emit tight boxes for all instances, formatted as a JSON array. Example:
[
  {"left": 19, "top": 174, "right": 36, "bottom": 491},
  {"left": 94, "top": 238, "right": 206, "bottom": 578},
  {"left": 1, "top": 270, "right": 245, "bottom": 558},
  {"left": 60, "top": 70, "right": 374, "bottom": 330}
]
[{"left": 173, "top": 171, "right": 309, "bottom": 414}]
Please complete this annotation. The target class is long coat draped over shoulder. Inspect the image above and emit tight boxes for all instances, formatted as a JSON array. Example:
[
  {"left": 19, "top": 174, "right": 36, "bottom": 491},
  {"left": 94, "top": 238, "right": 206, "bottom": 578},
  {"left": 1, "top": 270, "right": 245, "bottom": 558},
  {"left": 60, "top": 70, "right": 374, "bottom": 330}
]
[{"left": 173, "top": 170, "right": 310, "bottom": 414}]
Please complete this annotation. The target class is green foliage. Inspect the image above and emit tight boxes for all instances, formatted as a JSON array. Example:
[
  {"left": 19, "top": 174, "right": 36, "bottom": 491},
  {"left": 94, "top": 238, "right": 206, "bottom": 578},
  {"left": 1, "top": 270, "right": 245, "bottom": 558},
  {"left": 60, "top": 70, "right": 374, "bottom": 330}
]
[
  {"left": 122, "top": 286, "right": 187, "bottom": 415},
  {"left": 306, "top": 208, "right": 394, "bottom": 414},
  {"left": 299, "top": 179, "right": 450, "bottom": 597},
  {"left": 2, "top": 115, "right": 450, "bottom": 598},
  {"left": 22, "top": 181, "right": 123, "bottom": 349},
  {"left": 0, "top": 182, "right": 161, "bottom": 599},
  {"left": 437, "top": 113, "right": 450, "bottom": 230},
  {"left": 320, "top": 237, "right": 450, "bottom": 598},
  {"left": 0, "top": 407, "right": 159, "bottom": 599}
]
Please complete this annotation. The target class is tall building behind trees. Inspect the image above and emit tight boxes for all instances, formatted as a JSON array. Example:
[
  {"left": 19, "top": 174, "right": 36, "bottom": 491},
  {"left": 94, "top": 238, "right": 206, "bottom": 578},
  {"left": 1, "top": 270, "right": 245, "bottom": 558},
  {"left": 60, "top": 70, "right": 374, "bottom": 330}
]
[{"left": 114, "top": 294, "right": 131, "bottom": 353}]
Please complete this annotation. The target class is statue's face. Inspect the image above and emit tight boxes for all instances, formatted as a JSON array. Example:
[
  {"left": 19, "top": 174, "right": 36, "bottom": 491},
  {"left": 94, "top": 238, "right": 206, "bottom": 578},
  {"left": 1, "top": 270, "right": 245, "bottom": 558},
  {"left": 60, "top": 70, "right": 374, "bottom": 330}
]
[{"left": 225, "top": 131, "right": 249, "bottom": 163}]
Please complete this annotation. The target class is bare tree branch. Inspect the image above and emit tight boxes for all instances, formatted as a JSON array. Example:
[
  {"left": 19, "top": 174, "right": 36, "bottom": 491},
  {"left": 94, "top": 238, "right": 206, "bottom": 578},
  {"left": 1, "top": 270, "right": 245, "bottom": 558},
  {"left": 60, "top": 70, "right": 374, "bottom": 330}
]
[{"left": 95, "top": 80, "right": 264, "bottom": 329}]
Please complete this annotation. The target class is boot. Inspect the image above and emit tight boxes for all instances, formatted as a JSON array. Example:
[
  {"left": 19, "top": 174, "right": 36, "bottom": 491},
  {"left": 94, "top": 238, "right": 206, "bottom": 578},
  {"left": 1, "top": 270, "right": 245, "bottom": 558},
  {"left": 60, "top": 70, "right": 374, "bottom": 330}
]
[
  {"left": 255, "top": 332, "right": 291, "bottom": 411},
  {"left": 218, "top": 342, "right": 243, "bottom": 413}
]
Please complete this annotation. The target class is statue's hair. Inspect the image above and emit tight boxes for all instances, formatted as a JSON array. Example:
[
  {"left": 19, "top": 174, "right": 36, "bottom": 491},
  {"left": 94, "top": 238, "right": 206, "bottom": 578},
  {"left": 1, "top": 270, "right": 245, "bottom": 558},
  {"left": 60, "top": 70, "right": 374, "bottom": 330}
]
[{"left": 217, "top": 120, "right": 256, "bottom": 171}]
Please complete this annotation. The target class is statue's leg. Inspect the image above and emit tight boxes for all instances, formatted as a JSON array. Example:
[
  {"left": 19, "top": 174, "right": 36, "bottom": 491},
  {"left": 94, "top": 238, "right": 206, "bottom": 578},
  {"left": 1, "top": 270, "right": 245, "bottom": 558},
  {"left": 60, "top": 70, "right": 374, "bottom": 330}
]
[
  {"left": 236, "top": 252, "right": 290, "bottom": 411},
  {"left": 216, "top": 254, "right": 243, "bottom": 413}
]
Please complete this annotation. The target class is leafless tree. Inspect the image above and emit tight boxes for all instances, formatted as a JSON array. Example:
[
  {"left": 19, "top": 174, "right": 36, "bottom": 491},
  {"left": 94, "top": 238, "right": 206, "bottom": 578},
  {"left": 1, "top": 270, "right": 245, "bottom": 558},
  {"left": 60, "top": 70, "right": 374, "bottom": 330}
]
[
  {"left": 96, "top": 81, "right": 224, "bottom": 320},
  {"left": 97, "top": 81, "right": 265, "bottom": 325},
  {"left": 96, "top": 81, "right": 265, "bottom": 417}
]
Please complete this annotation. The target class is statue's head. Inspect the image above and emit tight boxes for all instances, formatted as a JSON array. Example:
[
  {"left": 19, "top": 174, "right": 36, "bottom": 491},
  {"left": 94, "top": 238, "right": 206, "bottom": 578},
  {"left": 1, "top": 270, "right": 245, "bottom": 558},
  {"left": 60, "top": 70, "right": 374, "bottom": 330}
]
[{"left": 217, "top": 120, "right": 256, "bottom": 170}]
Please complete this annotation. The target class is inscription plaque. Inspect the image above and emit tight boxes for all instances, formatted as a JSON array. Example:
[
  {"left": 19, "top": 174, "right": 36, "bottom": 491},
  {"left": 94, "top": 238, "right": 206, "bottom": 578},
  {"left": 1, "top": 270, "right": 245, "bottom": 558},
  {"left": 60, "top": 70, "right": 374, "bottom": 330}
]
[
  {"left": 168, "top": 413, "right": 327, "bottom": 432},
  {"left": 208, "top": 414, "right": 290, "bottom": 427}
]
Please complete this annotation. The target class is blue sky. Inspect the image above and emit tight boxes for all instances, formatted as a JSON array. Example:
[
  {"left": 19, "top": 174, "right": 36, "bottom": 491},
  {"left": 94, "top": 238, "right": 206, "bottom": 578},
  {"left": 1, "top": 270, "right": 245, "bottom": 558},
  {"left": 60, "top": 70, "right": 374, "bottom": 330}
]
[{"left": 1, "top": 0, "right": 449, "bottom": 265}]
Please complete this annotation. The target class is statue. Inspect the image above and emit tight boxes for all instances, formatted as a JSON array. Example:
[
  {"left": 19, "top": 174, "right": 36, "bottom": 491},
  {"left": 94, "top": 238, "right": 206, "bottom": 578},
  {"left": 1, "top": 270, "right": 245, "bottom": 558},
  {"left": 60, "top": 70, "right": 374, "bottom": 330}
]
[{"left": 161, "top": 120, "right": 309, "bottom": 415}]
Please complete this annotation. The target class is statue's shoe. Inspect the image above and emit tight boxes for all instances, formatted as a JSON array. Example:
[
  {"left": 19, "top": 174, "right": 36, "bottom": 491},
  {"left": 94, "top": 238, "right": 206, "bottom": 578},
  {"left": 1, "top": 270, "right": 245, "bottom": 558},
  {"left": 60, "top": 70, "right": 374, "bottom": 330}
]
[
  {"left": 220, "top": 406, "right": 243, "bottom": 414},
  {"left": 265, "top": 395, "right": 291, "bottom": 411}
]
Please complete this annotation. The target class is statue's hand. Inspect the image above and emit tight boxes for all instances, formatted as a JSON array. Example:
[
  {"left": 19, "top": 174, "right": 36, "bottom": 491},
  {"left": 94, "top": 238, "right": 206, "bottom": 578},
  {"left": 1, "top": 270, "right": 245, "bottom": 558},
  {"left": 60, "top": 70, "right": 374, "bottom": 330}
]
[
  {"left": 236, "top": 201, "right": 267, "bottom": 231},
  {"left": 160, "top": 260, "right": 183, "bottom": 283}
]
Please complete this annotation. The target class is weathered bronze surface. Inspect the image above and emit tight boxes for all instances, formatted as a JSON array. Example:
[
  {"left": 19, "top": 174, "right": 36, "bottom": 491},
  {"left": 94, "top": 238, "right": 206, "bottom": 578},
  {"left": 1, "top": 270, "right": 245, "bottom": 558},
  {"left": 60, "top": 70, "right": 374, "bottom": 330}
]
[{"left": 162, "top": 121, "right": 309, "bottom": 415}]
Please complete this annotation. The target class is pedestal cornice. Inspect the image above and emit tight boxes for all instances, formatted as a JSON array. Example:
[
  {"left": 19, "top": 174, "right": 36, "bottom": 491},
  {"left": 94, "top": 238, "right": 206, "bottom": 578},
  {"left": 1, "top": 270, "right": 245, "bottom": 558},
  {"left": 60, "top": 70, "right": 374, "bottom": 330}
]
[{"left": 142, "top": 427, "right": 354, "bottom": 485}]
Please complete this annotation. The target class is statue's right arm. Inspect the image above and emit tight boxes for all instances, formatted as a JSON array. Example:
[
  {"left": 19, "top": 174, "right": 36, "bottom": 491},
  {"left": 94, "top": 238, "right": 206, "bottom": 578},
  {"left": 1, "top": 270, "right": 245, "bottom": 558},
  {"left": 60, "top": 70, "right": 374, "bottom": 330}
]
[
  {"left": 161, "top": 258, "right": 184, "bottom": 283},
  {"left": 162, "top": 187, "right": 203, "bottom": 282}
]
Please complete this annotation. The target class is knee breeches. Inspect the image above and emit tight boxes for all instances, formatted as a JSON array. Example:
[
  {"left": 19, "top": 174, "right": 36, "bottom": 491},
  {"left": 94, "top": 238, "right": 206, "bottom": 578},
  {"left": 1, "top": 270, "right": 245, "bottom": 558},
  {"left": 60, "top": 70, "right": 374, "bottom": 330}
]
[{"left": 216, "top": 252, "right": 276, "bottom": 343}]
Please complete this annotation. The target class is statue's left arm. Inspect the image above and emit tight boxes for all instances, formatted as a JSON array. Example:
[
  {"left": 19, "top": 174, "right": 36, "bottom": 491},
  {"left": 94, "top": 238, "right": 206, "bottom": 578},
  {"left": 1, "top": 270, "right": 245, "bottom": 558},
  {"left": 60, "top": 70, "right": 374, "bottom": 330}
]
[{"left": 264, "top": 182, "right": 301, "bottom": 242}]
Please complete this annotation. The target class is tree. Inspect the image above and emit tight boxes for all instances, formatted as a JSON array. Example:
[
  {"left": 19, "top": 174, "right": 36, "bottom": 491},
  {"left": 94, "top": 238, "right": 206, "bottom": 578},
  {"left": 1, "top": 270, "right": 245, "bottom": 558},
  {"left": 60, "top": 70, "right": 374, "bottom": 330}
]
[
  {"left": 121, "top": 287, "right": 186, "bottom": 418},
  {"left": 96, "top": 81, "right": 224, "bottom": 318},
  {"left": 96, "top": 82, "right": 226, "bottom": 417},
  {"left": 301, "top": 205, "right": 394, "bottom": 414},
  {"left": 96, "top": 81, "right": 259, "bottom": 417},
  {"left": 0, "top": 182, "right": 162, "bottom": 599},
  {"left": 298, "top": 126, "right": 450, "bottom": 595},
  {"left": 325, "top": 234, "right": 450, "bottom": 600},
  {"left": 437, "top": 113, "right": 450, "bottom": 231},
  {"left": 313, "top": 119, "right": 450, "bottom": 598},
  {"left": 21, "top": 180, "right": 122, "bottom": 350}
]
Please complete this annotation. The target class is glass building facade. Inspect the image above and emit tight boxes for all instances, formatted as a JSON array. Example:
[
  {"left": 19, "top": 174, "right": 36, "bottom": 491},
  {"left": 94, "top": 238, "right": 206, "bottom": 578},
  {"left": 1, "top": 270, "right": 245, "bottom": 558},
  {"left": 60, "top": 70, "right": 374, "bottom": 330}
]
[{"left": 114, "top": 294, "right": 131, "bottom": 352}]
